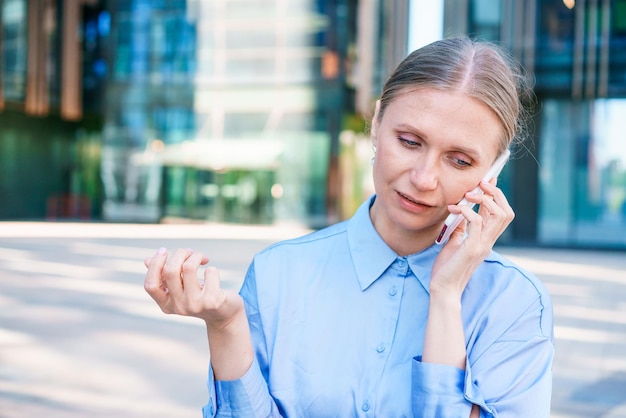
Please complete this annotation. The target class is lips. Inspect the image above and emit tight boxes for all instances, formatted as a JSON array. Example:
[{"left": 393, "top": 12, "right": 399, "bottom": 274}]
[{"left": 397, "top": 191, "right": 434, "bottom": 207}]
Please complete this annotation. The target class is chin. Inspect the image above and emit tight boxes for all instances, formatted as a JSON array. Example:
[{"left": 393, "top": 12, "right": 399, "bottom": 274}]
[{"left": 408, "top": 216, "right": 447, "bottom": 237}]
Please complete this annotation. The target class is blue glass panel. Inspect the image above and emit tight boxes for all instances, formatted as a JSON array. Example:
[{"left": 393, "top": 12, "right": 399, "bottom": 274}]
[
  {"left": 1, "top": 0, "right": 27, "bottom": 101},
  {"left": 539, "top": 99, "right": 626, "bottom": 247}
]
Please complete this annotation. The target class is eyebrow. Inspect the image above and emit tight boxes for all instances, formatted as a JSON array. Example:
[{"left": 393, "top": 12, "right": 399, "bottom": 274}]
[{"left": 396, "top": 123, "right": 483, "bottom": 161}]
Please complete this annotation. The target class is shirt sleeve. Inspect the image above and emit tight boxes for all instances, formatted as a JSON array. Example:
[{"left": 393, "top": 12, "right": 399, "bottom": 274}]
[
  {"left": 411, "top": 281, "right": 554, "bottom": 418},
  {"left": 202, "top": 260, "right": 283, "bottom": 418},
  {"left": 411, "top": 358, "right": 473, "bottom": 417},
  {"left": 465, "top": 335, "right": 553, "bottom": 418},
  {"left": 202, "top": 358, "right": 281, "bottom": 418}
]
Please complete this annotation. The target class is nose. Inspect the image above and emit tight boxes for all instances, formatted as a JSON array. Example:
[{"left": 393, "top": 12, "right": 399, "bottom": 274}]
[{"left": 410, "top": 156, "right": 439, "bottom": 191}]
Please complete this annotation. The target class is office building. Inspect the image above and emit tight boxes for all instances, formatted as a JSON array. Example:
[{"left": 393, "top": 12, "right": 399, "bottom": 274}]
[
  {"left": 101, "top": 0, "right": 370, "bottom": 226},
  {"left": 0, "top": 0, "right": 105, "bottom": 220},
  {"left": 2, "top": 0, "right": 623, "bottom": 249}
]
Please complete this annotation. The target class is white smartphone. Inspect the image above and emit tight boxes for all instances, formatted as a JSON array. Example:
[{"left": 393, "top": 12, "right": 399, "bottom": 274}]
[{"left": 435, "top": 149, "right": 511, "bottom": 245}]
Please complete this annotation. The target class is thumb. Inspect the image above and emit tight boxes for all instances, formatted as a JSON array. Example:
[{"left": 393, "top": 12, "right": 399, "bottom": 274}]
[
  {"left": 144, "top": 247, "right": 169, "bottom": 305},
  {"left": 447, "top": 217, "right": 468, "bottom": 245}
]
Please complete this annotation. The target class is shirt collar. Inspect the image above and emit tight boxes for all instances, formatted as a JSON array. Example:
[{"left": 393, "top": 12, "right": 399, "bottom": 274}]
[
  {"left": 406, "top": 245, "right": 442, "bottom": 293},
  {"left": 348, "top": 196, "right": 398, "bottom": 290},
  {"left": 348, "top": 195, "right": 443, "bottom": 292}
]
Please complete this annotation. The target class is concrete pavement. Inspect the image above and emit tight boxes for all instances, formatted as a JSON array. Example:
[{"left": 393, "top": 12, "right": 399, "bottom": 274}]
[{"left": 0, "top": 221, "right": 624, "bottom": 417}]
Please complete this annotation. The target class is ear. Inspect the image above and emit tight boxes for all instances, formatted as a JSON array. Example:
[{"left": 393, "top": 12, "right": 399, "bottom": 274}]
[{"left": 371, "top": 100, "right": 381, "bottom": 148}]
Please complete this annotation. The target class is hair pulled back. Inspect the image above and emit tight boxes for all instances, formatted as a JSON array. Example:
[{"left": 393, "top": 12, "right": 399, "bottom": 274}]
[{"left": 378, "top": 36, "right": 533, "bottom": 154}]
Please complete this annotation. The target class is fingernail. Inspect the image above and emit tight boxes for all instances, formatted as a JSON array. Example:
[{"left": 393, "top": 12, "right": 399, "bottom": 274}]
[{"left": 156, "top": 247, "right": 167, "bottom": 256}]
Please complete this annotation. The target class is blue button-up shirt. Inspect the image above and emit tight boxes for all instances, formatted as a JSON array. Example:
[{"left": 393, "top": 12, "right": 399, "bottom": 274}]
[{"left": 203, "top": 196, "right": 554, "bottom": 417}]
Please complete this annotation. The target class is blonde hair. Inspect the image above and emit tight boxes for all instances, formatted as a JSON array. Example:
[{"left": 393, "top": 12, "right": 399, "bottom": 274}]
[{"left": 378, "top": 36, "right": 533, "bottom": 154}]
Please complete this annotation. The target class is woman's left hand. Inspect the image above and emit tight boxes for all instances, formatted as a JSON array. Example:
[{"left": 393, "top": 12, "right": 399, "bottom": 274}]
[{"left": 430, "top": 179, "right": 515, "bottom": 298}]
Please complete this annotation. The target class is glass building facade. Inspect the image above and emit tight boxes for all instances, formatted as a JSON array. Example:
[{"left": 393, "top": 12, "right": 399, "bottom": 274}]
[
  {"left": 0, "top": 0, "right": 405, "bottom": 226},
  {"left": 101, "top": 0, "right": 359, "bottom": 226},
  {"left": 444, "top": 0, "right": 626, "bottom": 249},
  {"left": 535, "top": 0, "right": 626, "bottom": 248},
  {"left": 3, "top": 0, "right": 623, "bottom": 249},
  {"left": 0, "top": 0, "right": 105, "bottom": 220},
  {"left": 2, "top": 0, "right": 28, "bottom": 103}
]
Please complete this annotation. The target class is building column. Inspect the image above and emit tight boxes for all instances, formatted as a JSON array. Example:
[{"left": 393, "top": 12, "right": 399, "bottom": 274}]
[
  {"left": 25, "top": 0, "right": 53, "bottom": 116},
  {"left": 61, "top": 0, "right": 97, "bottom": 120}
]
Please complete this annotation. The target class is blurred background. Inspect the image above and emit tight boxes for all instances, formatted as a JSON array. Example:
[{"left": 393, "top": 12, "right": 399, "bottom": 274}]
[
  {"left": 1, "top": 0, "right": 626, "bottom": 249},
  {"left": 1, "top": 2, "right": 626, "bottom": 417}
]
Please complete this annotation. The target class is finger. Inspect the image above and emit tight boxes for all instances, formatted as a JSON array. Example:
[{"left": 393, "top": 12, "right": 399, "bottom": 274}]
[
  {"left": 446, "top": 216, "right": 468, "bottom": 245},
  {"left": 162, "top": 248, "right": 194, "bottom": 298},
  {"left": 471, "top": 193, "right": 503, "bottom": 218},
  {"left": 463, "top": 193, "right": 513, "bottom": 244},
  {"left": 478, "top": 180, "right": 509, "bottom": 208},
  {"left": 481, "top": 182, "right": 515, "bottom": 221},
  {"left": 144, "top": 247, "right": 169, "bottom": 306},
  {"left": 202, "top": 266, "right": 222, "bottom": 296},
  {"left": 473, "top": 183, "right": 515, "bottom": 225},
  {"left": 451, "top": 205, "right": 485, "bottom": 243},
  {"left": 463, "top": 185, "right": 502, "bottom": 216},
  {"left": 447, "top": 204, "right": 482, "bottom": 228},
  {"left": 453, "top": 204, "right": 483, "bottom": 225},
  {"left": 462, "top": 194, "right": 506, "bottom": 230},
  {"left": 181, "top": 252, "right": 208, "bottom": 293}
]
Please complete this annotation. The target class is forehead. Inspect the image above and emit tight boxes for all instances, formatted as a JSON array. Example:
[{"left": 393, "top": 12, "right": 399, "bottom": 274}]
[{"left": 382, "top": 88, "right": 503, "bottom": 160}]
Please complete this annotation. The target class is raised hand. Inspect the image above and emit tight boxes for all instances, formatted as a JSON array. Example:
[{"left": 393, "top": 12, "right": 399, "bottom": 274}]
[
  {"left": 144, "top": 247, "right": 254, "bottom": 380},
  {"left": 431, "top": 179, "right": 515, "bottom": 298},
  {"left": 423, "top": 179, "right": 515, "bottom": 371},
  {"left": 144, "top": 248, "right": 244, "bottom": 329}
]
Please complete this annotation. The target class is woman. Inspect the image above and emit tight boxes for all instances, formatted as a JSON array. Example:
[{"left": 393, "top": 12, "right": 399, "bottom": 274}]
[{"left": 145, "top": 37, "right": 554, "bottom": 417}]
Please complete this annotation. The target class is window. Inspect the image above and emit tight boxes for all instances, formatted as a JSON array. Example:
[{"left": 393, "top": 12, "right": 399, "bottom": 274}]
[
  {"left": 2, "top": 0, "right": 27, "bottom": 102},
  {"left": 538, "top": 99, "right": 626, "bottom": 247},
  {"left": 469, "top": 0, "right": 501, "bottom": 40}
]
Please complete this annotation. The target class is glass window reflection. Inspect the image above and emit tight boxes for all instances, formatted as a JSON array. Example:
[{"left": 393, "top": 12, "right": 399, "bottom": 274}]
[
  {"left": 2, "top": 0, "right": 27, "bottom": 101},
  {"left": 539, "top": 99, "right": 626, "bottom": 247}
]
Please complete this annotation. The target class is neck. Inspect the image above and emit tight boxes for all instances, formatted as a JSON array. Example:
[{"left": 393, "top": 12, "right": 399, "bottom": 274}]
[{"left": 369, "top": 205, "right": 442, "bottom": 257}]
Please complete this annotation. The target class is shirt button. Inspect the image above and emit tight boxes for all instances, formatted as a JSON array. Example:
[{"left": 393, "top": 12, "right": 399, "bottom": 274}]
[
  {"left": 397, "top": 258, "right": 406, "bottom": 267},
  {"left": 376, "top": 343, "right": 385, "bottom": 353},
  {"left": 362, "top": 401, "right": 370, "bottom": 411},
  {"left": 388, "top": 286, "right": 397, "bottom": 296}
]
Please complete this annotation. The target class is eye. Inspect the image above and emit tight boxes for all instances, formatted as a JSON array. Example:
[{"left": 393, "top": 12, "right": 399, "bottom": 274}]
[
  {"left": 451, "top": 156, "right": 472, "bottom": 168},
  {"left": 397, "top": 135, "right": 421, "bottom": 148}
]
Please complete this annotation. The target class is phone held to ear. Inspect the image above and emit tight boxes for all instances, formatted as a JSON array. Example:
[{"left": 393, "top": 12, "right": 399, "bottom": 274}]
[{"left": 435, "top": 149, "right": 511, "bottom": 245}]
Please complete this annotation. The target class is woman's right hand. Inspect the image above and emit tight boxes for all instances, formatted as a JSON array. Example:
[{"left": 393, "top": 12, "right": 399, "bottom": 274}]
[
  {"left": 145, "top": 248, "right": 254, "bottom": 380},
  {"left": 144, "top": 248, "right": 244, "bottom": 330}
]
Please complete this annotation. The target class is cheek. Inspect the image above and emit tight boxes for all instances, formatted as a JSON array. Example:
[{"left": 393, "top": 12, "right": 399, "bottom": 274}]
[
  {"left": 373, "top": 150, "right": 410, "bottom": 182},
  {"left": 371, "top": 157, "right": 389, "bottom": 190},
  {"left": 443, "top": 175, "right": 482, "bottom": 204},
  {"left": 371, "top": 151, "right": 403, "bottom": 195},
  {"left": 372, "top": 148, "right": 393, "bottom": 177},
  {"left": 376, "top": 144, "right": 409, "bottom": 172}
]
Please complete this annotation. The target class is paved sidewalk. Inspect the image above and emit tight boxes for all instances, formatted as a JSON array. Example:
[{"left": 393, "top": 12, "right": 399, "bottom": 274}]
[{"left": 0, "top": 221, "right": 625, "bottom": 417}]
